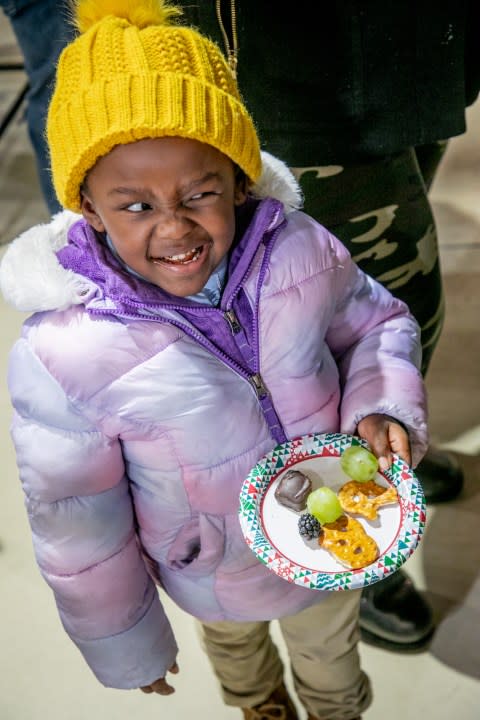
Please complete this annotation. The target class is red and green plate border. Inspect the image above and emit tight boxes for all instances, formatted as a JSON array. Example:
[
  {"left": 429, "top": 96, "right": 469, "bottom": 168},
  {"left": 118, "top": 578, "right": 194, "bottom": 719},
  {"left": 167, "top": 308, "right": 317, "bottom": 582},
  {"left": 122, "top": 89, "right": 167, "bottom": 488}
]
[{"left": 238, "top": 432, "right": 426, "bottom": 591}]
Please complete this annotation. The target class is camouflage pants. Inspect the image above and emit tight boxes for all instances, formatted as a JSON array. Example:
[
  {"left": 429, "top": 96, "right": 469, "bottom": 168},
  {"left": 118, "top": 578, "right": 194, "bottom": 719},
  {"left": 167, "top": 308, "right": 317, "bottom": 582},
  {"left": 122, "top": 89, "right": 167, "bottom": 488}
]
[{"left": 291, "top": 142, "right": 447, "bottom": 376}]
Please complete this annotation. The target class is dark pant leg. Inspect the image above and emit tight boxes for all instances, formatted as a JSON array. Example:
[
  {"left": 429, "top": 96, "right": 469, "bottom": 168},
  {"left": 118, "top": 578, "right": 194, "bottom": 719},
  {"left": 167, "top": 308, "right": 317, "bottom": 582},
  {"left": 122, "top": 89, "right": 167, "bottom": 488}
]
[
  {"left": 415, "top": 140, "right": 448, "bottom": 192},
  {"left": 0, "top": 0, "right": 74, "bottom": 213},
  {"left": 292, "top": 147, "right": 445, "bottom": 375}
]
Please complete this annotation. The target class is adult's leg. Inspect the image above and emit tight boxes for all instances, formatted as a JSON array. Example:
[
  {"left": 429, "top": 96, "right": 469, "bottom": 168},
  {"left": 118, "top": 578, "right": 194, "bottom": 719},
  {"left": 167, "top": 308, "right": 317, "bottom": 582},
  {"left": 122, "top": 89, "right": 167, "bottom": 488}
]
[
  {"left": 415, "top": 140, "right": 448, "bottom": 193},
  {"left": 292, "top": 146, "right": 463, "bottom": 500},
  {"left": 291, "top": 150, "right": 438, "bottom": 651},
  {"left": 292, "top": 149, "right": 442, "bottom": 373},
  {"left": 411, "top": 141, "right": 464, "bottom": 502},
  {"left": 0, "top": 0, "right": 73, "bottom": 214}
]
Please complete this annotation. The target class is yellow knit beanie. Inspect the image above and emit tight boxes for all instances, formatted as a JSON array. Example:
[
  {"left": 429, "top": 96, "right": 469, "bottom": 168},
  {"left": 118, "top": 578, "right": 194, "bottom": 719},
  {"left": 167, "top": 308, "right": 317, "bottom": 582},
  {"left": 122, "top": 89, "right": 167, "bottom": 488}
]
[{"left": 47, "top": 0, "right": 262, "bottom": 212}]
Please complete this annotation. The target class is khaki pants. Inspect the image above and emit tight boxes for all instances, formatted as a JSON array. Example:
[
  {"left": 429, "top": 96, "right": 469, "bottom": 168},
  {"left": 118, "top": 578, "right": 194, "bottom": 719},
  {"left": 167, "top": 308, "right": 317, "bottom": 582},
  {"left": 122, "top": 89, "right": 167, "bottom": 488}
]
[{"left": 196, "top": 589, "right": 372, "bottom": 720}]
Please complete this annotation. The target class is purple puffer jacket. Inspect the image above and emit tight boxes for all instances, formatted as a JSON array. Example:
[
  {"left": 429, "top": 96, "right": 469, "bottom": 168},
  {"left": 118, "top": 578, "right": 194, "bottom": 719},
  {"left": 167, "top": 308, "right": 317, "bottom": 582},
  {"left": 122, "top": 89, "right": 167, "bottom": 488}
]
[{"left": 0, "top": 160, "right": 427, "bottom": 690}]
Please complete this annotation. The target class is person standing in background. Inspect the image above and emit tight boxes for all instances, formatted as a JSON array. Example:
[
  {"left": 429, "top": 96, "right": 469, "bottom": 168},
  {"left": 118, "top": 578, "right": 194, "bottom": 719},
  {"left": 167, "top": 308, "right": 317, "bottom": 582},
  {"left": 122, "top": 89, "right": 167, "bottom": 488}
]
[
  {"left": 173, "top": 0, "right": 480, "bottom": 652},
  {"left": 0, "top": 0, "right": 73, "bottom": 214}
]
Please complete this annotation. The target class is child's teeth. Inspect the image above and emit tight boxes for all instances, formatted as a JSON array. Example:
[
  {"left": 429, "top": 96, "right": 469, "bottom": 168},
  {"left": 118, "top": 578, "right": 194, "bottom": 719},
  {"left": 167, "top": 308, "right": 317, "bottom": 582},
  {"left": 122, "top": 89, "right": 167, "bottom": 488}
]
[{"left": 161, "top": 246, "right": 201, "bottom": 263}]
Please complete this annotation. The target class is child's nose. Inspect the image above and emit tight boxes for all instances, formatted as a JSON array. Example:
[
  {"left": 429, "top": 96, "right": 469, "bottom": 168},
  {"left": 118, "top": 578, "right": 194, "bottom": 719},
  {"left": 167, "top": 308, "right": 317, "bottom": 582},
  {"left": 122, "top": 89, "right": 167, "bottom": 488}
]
[{"left": 154, "top": 207, "right": 191, "bottom": 239}]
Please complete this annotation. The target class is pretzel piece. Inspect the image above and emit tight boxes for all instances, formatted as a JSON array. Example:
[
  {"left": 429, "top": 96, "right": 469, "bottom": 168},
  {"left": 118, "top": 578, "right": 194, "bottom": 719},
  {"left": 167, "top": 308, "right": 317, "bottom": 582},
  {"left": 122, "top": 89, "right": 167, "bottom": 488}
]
[
  {"left": 338, "top": 480, "right": 398, "bottom": 520},
  {"left": 319, "top": 514, "right": 379, "bottom": 569}
]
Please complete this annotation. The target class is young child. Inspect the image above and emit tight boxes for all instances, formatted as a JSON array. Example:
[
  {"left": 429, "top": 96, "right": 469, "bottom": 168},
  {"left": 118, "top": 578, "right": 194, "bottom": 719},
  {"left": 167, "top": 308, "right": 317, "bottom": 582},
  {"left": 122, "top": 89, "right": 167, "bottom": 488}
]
[{"left": 0, "top": 2, "right": 428, "bottom": 719}]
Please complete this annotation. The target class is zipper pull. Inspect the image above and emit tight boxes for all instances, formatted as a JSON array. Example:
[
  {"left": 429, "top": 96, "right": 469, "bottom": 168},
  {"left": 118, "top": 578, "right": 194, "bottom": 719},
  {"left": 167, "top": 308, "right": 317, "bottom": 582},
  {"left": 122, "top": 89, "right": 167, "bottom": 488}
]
[
  {"left": 225, "top": 309, "right": 241, "bottom": 334},
  {"left": 227, "top": 50, "right": 238, "bottom": 79},
  {"left": 250, "top": 373, "right": 269, "bottom": 398}
]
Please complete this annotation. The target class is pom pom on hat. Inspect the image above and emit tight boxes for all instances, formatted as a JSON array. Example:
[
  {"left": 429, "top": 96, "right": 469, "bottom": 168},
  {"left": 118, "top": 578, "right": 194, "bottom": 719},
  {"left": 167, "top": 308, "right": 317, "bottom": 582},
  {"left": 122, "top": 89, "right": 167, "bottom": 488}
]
[
  {"left": 72, "top": 0, "right": 181, "bottom": 33},
  {"left": 49, "top": 0, "right": 261, "bottom": 211}
]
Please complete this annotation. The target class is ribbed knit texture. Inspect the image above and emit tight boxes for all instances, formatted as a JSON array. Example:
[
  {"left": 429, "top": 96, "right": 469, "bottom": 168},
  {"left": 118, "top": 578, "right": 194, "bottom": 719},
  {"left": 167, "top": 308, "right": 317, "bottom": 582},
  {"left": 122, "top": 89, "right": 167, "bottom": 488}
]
[{"left": 47, "top": 3, "right": 261, "bottom": 211}]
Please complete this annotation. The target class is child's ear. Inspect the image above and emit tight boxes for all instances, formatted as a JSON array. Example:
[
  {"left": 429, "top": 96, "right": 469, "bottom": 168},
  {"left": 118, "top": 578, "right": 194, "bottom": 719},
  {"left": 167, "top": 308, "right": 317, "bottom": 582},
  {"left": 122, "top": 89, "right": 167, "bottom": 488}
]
[
  {"left": 233, "top": 169, "right": 249, "bottom": 206},
  {"left": 80, "top": 192, "right": 106, "bottom": 233}
]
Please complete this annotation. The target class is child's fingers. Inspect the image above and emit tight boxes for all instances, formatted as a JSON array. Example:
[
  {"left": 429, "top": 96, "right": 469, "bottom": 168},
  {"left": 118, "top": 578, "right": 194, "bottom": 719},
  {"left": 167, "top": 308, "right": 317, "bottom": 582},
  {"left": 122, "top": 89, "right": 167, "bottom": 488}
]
[
  {"left": 357, "top": 413, "right": 411, "bottom": 469},
  {"left": 357, "top": 414, "right": 392, "bottom": 469},
  {"left": 140, "top": 679, "right": 175, "bottom": 695},
  {"left": 140, "top": 664, "right": 179, "bottom": 695},
  {"left": 368, "top": 436, "right": 392, "bottom": 472},
  {"left": 151, "top": 679, "right": 175, "bottom": 695},
  {"left": 388, "top": 423, "right": 411, "bottom": 466}
]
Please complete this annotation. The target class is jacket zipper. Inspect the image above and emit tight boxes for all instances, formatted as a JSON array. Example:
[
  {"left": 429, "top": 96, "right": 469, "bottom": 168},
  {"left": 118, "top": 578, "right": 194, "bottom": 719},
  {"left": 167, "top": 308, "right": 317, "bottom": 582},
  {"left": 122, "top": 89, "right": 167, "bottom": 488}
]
[
  {"left": 249, "top": 372, "right": 268, "bottom": 398},
  {"left": 224, "top": 308, "right": 241, "bottom": 334},
  {"left": 89, "top": 303, "right": 284, "bottom": 441},
  {"left": 88, "top": 304, "right": 269, "bottom": 399},
  {"left": 215, "top": 0, "right": 238, "bottom": 77}
]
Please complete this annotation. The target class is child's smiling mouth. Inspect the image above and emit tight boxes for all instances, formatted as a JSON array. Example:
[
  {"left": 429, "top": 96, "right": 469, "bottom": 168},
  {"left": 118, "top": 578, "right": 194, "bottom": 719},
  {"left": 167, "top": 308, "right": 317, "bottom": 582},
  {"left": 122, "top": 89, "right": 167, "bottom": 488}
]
[{"left": 151, "top": 245, "right": 204, "bottom": 265}]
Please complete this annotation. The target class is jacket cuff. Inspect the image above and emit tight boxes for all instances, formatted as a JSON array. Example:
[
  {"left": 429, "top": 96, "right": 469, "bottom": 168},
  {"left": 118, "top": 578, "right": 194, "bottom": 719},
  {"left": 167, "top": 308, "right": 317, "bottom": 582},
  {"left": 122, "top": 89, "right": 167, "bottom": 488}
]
[{"left": 70, "top": 590, "right": 178, "bottom": 689}]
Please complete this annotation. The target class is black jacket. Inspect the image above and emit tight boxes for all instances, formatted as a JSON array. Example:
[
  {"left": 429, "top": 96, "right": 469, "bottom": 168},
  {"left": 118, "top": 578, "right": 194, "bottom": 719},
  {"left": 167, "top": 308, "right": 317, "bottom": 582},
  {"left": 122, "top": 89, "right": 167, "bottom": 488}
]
[{"left": 177, "top": 1, "right": 480, "bottom": 164}]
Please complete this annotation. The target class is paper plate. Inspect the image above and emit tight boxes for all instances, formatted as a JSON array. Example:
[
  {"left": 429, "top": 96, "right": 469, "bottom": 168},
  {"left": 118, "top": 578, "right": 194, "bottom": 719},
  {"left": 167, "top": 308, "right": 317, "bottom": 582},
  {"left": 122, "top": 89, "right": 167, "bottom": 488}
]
[{"left": 238, "top": 432, "right": 426, "bottom": 591}]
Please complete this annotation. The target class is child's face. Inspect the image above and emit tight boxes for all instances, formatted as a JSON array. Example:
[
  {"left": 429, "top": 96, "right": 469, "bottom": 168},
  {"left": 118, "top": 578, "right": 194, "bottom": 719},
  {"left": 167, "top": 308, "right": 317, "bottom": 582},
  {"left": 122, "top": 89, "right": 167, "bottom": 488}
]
[{"left": 81, "top": 137, "right": 248, "bottom": 296}]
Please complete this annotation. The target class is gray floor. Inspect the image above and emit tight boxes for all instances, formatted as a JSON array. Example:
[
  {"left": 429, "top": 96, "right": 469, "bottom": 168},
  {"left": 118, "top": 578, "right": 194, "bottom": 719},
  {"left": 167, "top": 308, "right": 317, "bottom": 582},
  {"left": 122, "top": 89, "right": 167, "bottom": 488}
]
[{"left": 1, "top": 11, "right": 479, "bottom": 720}]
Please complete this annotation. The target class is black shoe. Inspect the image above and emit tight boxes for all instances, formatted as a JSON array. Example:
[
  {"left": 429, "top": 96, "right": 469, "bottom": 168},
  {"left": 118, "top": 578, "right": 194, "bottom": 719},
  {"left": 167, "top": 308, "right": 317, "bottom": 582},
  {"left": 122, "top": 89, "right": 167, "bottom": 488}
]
[
  {"left": 416, "top": 446, "right": 464, "bottom": 504},
  {"left": 359, "top": 570, "right": 434, "bottom": 652}
]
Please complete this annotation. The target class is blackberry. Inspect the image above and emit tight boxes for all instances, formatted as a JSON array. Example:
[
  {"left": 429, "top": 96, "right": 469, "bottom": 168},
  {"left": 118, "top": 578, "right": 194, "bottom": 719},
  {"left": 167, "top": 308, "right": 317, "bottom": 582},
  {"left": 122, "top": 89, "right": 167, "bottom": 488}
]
[{"left": 298, "top": 513, "right": 321, "bottom": 540}]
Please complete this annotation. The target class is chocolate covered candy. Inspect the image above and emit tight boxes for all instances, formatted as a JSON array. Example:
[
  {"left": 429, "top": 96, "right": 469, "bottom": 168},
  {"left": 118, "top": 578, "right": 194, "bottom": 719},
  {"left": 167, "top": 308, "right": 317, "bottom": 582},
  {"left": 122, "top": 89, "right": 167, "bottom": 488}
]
[{"left": 274, "top": 469, "right": 312, "bottom": 511}]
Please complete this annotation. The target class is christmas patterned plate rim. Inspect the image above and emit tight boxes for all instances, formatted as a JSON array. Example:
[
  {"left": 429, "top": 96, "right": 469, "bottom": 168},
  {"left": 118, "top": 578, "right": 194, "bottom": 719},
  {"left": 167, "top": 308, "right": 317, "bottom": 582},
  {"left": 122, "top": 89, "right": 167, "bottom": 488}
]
[{"left": 238, "top": 432, "right": 426, "bottom": 591}]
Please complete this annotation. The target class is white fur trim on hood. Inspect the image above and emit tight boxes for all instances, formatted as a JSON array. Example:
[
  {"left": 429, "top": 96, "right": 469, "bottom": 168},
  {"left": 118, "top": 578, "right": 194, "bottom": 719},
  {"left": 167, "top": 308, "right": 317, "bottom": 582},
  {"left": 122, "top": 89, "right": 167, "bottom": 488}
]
[
  {"left": 0, "top": 153, "right": 303, "bottom": 313},
  {"left": 251, "top": 152, "right": 304, "bottom": 212},
  {"left": 0, "top": 210, "right": 89, "bottom": 312}
]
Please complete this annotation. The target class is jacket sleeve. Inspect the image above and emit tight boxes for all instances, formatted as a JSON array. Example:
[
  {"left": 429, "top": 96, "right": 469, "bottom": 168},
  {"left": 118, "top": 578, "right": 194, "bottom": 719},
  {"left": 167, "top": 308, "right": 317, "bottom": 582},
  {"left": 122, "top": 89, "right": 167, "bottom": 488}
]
[
  {"left": 324, "top": 235, "right": 428, "bottom": 466},
  {"left": 7, "top": 335, "right": 178, "bottom": 689}
]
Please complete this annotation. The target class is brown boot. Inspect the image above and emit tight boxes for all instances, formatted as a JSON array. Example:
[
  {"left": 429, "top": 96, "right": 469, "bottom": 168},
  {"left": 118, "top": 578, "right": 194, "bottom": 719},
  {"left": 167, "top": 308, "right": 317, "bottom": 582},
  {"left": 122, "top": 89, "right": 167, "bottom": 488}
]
[{"left": 242, "top": 682, "right": 299, "bottom": 719}]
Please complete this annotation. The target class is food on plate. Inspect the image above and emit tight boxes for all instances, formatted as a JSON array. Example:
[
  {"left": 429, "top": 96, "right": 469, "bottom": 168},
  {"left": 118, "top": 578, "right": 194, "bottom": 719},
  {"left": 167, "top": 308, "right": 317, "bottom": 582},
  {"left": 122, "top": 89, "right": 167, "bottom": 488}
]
[
  {"left": 340, "top": 445, "right": 379, "bottom": 483},
  {"left": 338, "top": 479, "right": 398, "bottom": 520},
  {"left": 318, "top": 514, "right": 379, "bottom": 569},
  {"left": 306, "top": 486, "right": 343, "bottom": 524},
  {"left": 272, "top": 447, "right": 398, "bottom": 570},
  {"left": 298, "top": 513, "right": 322, "bottom": 540},
  {"left": 274, "top": 469, "right": 312, "bottom": 511}
]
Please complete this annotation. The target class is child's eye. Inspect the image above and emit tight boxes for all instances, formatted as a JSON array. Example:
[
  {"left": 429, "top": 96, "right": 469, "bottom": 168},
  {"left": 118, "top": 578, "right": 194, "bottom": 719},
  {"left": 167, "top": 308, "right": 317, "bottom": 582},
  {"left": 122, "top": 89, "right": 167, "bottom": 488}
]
[
  {"left": 126, "top": 202, "right": 152, "bottom": 213},
  {"left": 185, "top": 191, "right": 219, "bottom": 206}
]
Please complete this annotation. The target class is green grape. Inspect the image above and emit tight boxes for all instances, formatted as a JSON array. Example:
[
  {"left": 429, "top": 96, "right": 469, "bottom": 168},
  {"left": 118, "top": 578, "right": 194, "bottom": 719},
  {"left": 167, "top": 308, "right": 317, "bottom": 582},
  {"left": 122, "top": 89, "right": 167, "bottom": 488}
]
[
  {"left": 340, "top": 445, "right": 379, "bottom": 483},
  {"left": 306, "top": 487, "right": 343, "bottom": 524}
]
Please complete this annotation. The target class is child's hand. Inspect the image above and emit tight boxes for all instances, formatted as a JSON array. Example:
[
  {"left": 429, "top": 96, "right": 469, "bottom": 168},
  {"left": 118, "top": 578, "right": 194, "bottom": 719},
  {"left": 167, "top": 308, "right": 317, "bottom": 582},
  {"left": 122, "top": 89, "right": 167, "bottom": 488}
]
[
  {"left": 356, "top": 413, "right": 411, "bottom": 471},
  {"left": 140, "top": 662, "right": 179, "bottom": 695}
]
